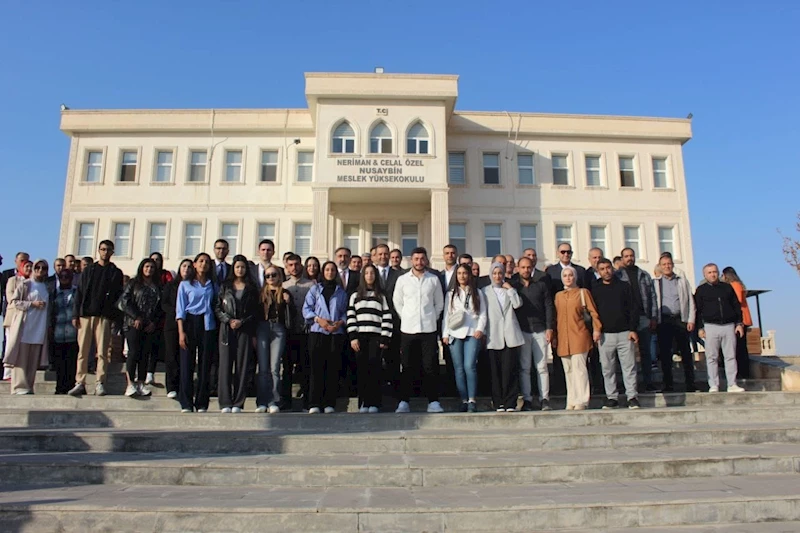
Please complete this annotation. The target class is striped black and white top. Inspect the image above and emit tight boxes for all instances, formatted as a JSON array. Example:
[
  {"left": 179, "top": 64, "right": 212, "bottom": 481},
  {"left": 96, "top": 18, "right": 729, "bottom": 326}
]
[{"left": 346, "top": 291, "right": 393, "bottom": 341}]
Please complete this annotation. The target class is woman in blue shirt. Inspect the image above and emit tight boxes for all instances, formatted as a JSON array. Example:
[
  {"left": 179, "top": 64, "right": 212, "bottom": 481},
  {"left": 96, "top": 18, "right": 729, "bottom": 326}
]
[
  {"left": 302, "top": 261, "right": 348, "bottom": 414},
  {"left": 176, "top": 253, "right": 216, "bottom": 413}
]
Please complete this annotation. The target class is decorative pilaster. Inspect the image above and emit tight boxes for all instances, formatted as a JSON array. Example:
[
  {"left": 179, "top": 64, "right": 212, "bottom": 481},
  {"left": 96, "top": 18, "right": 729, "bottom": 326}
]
[
  {"left": 430, "top": 189, "right": 449, "bottom": 259},
  {"left": 311, "top": 188, "right": 330, "bottom": 258}
]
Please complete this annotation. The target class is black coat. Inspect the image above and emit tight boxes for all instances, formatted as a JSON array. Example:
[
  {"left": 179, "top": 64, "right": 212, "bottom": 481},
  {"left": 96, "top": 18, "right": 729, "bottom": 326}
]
[{"left": 545, "top": 263, "right": 587, "bottom": 295}]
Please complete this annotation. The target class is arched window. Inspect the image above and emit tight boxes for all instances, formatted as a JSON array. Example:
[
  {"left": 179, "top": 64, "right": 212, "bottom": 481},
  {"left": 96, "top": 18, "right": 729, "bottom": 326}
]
[
  {"left": 406, "top": 121, "right": 429, "bottom": 154},
  {"left": 369, "top": 122, "right": 393, "bottom": 154},
  {"left": 332, "top": 121, "right": 356, "bottom": 154}
]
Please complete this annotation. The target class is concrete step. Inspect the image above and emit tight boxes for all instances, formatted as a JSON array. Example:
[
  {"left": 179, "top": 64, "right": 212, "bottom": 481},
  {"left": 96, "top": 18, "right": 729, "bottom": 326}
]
[
  {"left": 561, "top": 524, "right": 800, "bottom": 533},
  {"left": 1, "top": 443, "right": 797, "bottom": 488},
  {"left": 1, "top": 474, "right": 798, "bottom": 531}
]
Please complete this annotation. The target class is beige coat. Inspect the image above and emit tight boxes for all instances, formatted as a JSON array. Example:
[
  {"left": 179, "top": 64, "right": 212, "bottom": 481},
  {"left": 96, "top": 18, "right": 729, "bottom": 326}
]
[
  {"left": 3, "top": 276, "right": 24, "bottom": 328},
  {"left": 4, "top": 280, "right": 49, "bottom": 367},
  {"left": 554, "top": 288, "right": 602, "bottom": 357}
]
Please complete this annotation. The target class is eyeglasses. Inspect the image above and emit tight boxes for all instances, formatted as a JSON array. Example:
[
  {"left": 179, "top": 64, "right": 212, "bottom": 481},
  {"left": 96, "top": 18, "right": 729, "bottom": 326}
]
[{"left": 559, "top": 250, "right": 573, "bottom": 255}]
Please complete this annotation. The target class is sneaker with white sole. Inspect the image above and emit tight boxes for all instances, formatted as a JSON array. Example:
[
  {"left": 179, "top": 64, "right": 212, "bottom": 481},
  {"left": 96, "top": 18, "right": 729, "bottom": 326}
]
[
  {"left": 221, "top": 407, "right": 232, "bottom": 413},
  {"left": 427, "top": 401, "right": 444, "bottom": 413},
  {"left": 197, "top": 408, "right": 207, "bottom": 413},
  {"left": 395, "top": 401, "right": 411, "bottom": 413},
  {"left": 506, "top": 407, "right": 516, "bottom": 412},
  {"left": 268, "top": 405, "right": 280, "bottom": 414},
  {"left": 359, "top": 407, "right": 369, "bottom": 414},
  {"left": 94, "top": 383, "right": 106, "bottom": 396},
  {"left": 309, "top": 407, "right": 321, "bottom": 414},
  {"left": 231, "top": 407, "right": 242, "bottom": 414},
  {"left": 727, "top": 384, "right": 745, "bottom": 393},
  {"left": 255, "top": 405, "right": 267, "bottom": 413},
  {"left": 125, "top": 384, "right": 139, "bottom": 397},
  {"left": 68, "top": 383, "right": 86, "bottom": 397},
  {"left": 324, "top": 406, "right": 335, "bottom": 414},
  {"left": 138, "top": 384, "right": 152, "bottom": 397},
  {"left": 368, "top": 406, "right": 379, "bottom": 414},
  {"left": 145, "top": 373, "right": 155, "bottom": 385},
  {"left": 167, "top": 391, "right": 178, "bottom": 399},
  {"left": 181, "top": 408, "right": 192, "bottom": 413},
  {"left": 709, "top": 386, "right": 719, "bottom": 393}
]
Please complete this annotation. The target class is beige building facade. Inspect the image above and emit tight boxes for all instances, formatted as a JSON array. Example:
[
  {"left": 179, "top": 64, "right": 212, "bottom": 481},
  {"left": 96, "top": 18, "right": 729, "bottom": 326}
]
[{"left": 58, "top": 71, "right": 695, "bottom": 281}]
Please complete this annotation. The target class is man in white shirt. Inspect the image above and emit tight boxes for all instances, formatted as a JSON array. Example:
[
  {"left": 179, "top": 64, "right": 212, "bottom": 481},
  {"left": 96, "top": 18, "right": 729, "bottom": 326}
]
[
  {"left": 392, "top": 247, "right": 444, "bottom": 413},
  {"left": 250, "top": 239, "right": 275, "bottom": 288}
]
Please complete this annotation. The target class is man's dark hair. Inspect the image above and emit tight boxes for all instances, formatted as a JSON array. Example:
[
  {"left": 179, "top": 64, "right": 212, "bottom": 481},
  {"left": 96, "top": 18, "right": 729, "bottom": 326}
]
[
  {"left": 620, "top": 247, "right": 635, "bottom": 256},
  {"left": 334, "top": 247, "right": 351, "bottom": 256},
  {"left": 410, "top": 247, "right": 428, "bottom": 257},
  {"left": 612, "top": 256, "right": 622, "bottom": 263},
  {"left": 390, "top": 248, "right": 402, "bottom": 256},
  {"left": 82, "top": 256, "right": 94, "bottom": 264},
  {"left": 597, "top": 258, "right": 613, "bottom": 269},
  {"left": 99, "top": 240, "right": 114, "bottom": 251},
  {"left": 443, "top": 244, "right": 457, "bottom": 252},
  {"left": 258, "top": 239, "right": 275, "bottom": 249},
  {"left": 457, "top": 253, "right": 473, "bottom": 263},
  {"left": 285, "top": 253, "right": 301, "bottom": 263},
  {"left": 214, "top": 239, "right": 229, "bottom": 247},
  {"left": 283, "top": 251, "right": 293, "bottom": 259},
  {"left": 660, "top": 251, "right": 673, "bottom": 259}
]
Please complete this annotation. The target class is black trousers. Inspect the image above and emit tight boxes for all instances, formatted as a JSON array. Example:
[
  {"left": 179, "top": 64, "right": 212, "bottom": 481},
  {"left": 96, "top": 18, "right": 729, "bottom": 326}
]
[
  {"left": 308, "top": 333, "right": 345, "bottom": 409},
  {"left": 209, "top": 327, "right": 220, "bottom": 395},
  {"left": 657, "top": 317, "right": 695, "bottom": 389},
  {"left": 53, "top": 341, "right": 78, "bottom": 394},
  {"left": 400, "top": 332, "right": 439, "bottom": 403},
  {"left": 736, "top": 326, "right": 750, "bottom": 379},
  {"left": 550, "top": 346, "right": 567, "bottom": 396},
  {"left": 218, "top": 326, "right": 255, "bottom": 409},
  {"left": 283, "top": 333, "right": 309, "bottom": 409},
  {"left": 163, "top": 326, "right": 180, "bottom": 394},
  {"left": 383, "top": 322, "right": 402, "bottom": 401},
  {"left": 125, "top": 328, "right": 160, "bottom": 382},
  {"left": 356, "top": 333, "right": 384, "bottom": 408},
  {"left": 179, "top": 314, "right": 215, "bottom": 411},
  {"left": 489, "top": 345, "right": 520, "bottom": 409}
]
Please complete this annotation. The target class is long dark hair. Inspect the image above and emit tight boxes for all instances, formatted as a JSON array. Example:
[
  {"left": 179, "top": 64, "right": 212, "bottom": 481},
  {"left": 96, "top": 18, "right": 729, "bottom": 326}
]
[
  {"left": 305, "top": 256, "right": 321, "bottom": 282},
  {"left": 186, "top": 253, "right": 212, "bottom": 283},
  {"left": 149, "top": 252, "right": 165, "bottom": 283},
  {"left": 133, "top": 258, "right": 157, "bottom": 287},
  {"left": 177, "top": 259, "right": 194, "bottom": 281},
  {"left": 722, "top": 266, "right": 746, "bottom": 291},
  {"left": 226, "top": 254, "right": 256, "bottom": 289},
  {"left": 355, "top": 264, "right": 384, "bottom": 302},
  {"left": 450, "top": 263, "right": 480, "bottom": 313},
  {"left": 320, "top": 260, "right": 341, "bottom": 287}
]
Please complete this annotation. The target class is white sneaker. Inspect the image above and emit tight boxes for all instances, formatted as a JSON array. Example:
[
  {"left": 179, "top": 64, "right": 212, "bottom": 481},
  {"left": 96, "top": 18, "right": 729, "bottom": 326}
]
[
  {"left": 309, "top": 407, "right": 321, "bottom": 414},
  {"left": 255, "top": 405, "right": 267, "bottom": 413},
  {"left": 324, "top": 406, "right": 335, "bottom": 414},
  {"left": 167, "top": 391, "right": 178, "bottom": 399},
  {"left": 368, "top": 406, "right": 379, "bottom": 414},
  {"left": 231, "top": 407, "right": 242, "bottom": 414},
  {"left": 94, "top": 383, "right": 106, "bottom": 396},
  {"left": 221, "top": 407, "right": 232, "bottom": 413},
  {"left": 145, "top": 372, "right": 155, "bottom": 385},
  {"left": 506, "top": 407, "right": 517, "bottom": 412},
  {"left": 359, "top": 407, "right": 369, "bottom": 414},
  {"left": 709, "top": 386, "right": 719, "bottom": 393},
  {"left": 727, "top": 384, "right": 745, "bottom": 393},
  {"left": 125, "top": 384, "right": 139, "bottom": 397},
  {"left": 197, "top": 409, "right": 207, "bottom": 413},
  {"left": 181, "top": 408, "right": 192, "bottom": 413},
  {"left": 395, "top": 401, "right": 411, "bottom": 413},
  {"left": 138, "top": 384, "right": 152, "bottom": 397},
  {"left": 268, "top": 405, "right": 280, "bottom": 414},
  {"left": 427, "top": 401, "right": 444, "bottom": 413}
]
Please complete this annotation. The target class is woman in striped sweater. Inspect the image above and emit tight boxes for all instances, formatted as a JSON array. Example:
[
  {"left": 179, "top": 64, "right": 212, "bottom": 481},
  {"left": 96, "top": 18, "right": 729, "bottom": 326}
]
[{"left": 346, "top": 264, "right": 393, "bottom": 413}]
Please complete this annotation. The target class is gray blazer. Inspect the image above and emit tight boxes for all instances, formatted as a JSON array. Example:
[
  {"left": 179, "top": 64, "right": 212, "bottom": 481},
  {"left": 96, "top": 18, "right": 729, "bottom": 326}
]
[{"left": 481, "top": 285, "right": 525, "bottom": 350}]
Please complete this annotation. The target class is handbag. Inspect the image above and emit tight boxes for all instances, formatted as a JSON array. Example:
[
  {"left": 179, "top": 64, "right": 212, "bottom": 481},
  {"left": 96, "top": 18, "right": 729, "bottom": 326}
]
[
  {"left": 579, "top": 289, "right": 593, "bottom": 331},
  {"left": 446, "top": 291, "right": 471, "bottom": 330}
]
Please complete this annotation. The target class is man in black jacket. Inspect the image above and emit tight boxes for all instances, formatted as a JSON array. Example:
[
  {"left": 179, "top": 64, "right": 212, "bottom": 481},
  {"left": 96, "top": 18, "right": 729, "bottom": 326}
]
[
  {"left": 583, "top": 248, "right": 604, "bottom": 289},
  {"left": 373, "top": 244, "right": 403, "bottom": 404},
  {"left": 68, "top": 240, "right": 124, "bottom": 397},
  {"left": 695, "top": 263, "right": 745, "bottom": 393}
]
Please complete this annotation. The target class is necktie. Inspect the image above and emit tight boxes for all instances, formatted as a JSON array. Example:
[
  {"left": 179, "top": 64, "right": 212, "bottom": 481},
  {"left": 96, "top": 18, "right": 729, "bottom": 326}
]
[
  {"left": 217, "top": 263, "right": 224, "bottom": 280},
  {"left": 382, "top": 268, "right": 388, "bottom": 282},
  {"left": 340, "top": 270, "right": 347, "bottom": 286}
]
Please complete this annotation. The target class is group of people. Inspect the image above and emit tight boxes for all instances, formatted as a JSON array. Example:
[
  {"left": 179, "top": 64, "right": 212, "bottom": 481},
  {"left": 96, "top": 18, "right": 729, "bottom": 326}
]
[{"left": 0, "top": 237, "right": 753, "bottom": 414}]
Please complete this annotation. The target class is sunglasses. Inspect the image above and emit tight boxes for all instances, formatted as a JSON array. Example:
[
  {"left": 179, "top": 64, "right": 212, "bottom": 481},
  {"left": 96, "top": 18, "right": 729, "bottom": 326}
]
[
  {"left": 559, "top": 250, "right": 573, "bottom": 255},
  {"left": 265, "top": 273, "right": 279, "bottom": 279}
]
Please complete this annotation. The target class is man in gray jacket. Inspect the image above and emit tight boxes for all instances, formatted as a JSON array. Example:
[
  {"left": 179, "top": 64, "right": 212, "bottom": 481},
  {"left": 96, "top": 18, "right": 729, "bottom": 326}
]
[{"left": 653, "top": 255, "right": 696, "bottom": 392}]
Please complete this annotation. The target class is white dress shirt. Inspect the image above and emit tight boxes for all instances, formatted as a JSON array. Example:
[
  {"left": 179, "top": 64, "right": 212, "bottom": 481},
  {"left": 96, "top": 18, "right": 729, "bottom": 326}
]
[{"left": 393, "top": 270, "right": 444, "bottom": 334}]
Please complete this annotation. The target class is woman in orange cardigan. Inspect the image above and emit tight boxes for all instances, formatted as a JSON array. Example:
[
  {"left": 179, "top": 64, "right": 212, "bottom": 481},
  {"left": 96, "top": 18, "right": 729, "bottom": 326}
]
[
  {"left": 722, "top": 267, "right": 752, "bottom": 379},
  {"left": 554, "top": 266, "right": 602, "bottom": 410}
]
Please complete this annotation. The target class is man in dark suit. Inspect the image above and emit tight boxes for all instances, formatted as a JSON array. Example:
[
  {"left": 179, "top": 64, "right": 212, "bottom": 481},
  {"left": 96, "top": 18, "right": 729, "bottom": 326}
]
[
  {"left": 479, "top": 254, "right": 512, "bottom": 288},
  {"left": 372, "top": 244, "right": 402, "bottom": 405},
  {"left": 584, "top": 247, "right": 604, "bottom": 289},
  {"left": 334, "top": 246, "right": 360, "bottom": 395},
  {"left": 212, "top": 239, "right": 232, "bottom": 284}
]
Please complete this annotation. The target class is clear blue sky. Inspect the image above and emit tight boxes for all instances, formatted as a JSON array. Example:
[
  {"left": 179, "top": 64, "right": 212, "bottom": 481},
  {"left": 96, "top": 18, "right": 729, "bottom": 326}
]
[{"left": 1, "top": 1, "right": 799, "bottom": 353}]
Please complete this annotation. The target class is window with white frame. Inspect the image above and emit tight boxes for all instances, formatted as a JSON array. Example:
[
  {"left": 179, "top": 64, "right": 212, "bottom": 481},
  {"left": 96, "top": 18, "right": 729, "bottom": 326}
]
[
  {"left": 520, "top": 224, "right": 537, "bottom": 254},
  {"left": 371, "top": 223, "right": 389, "bottom": 248},
  {"left": 189, "top": 151, "right": 207, "bottom": 182},
  {"left": 119, "top": 151, "right": 137, "bottom": 182},
  {"left": 256, "top": 222, "right": 276, "bottom": 251},
  {"left": 484, "top": 223, "right": 502, "bottom": 257},
  {"left": 555, "top": 224, "right": 573, "bottom": 248},
  {"left": 406, "top": 121, "right": 429, "bottom": 154},
  {"left": 85, "top": 151, "right": 103, "bottom": 182},
  {"left": 585, "top": 155, "right": 601, "bottom": 186},
  {"left": 76, "top": 222, "right": 95, "bottom": 257},
  {"left": 449, "top": 223, "right": 467, "bottom": 254},
  {"left": 658, "top": 226, "right": 675, "bottom": 256},
  {"left": 260, "top": 150, "right": 278, "bottom": 182},
  {"left": 483, "top": 153, "right": 500, "bottom": 185},
  {"left": 518, "top": 153, "right": 535, "bottom": 185},
  {"left": 401, "top": 223, "right": 418, "bottom": 256},
  {"left": 369, "top": 122, "right": 392, "bottom": 154},
  {"left": 589, "top": 225, "right": 606, "bottom": 252},
  {"left": 154, "top": 150, "right": 173, "bottom": 183},
  {"left": 220, "top": 223, "right": 239, "bottom": 254},
  {"left": 619, "top": 156, "right": 636, "bottom": 187},
  {"left": 332, "top": 122, "right": 355, "bottom": 154},
  {"left": 448, "top": 152, "right": 465, "bottom": 185},
  {"left": 148, "top": 222, "right": 167, "bottom": 255},
  {"left": 224, "top": 150, "right": 243, "bottom": 182},
  {"left": 184, "top": 223, "right": 203, "bottom": 256},
  {"left": 113, "top": 222, "right": 131, "bottom": 257},
  {"left": 342, "top": 223, "right": 360, "bottom": 254},
  {"left": 297, "top": 151, "right": 313, "bottom": 182},
  {"left": 652, "top": 157, "right": 669, "bottom": 188},
  {"left": 623, "top": 226, "right": 641, "bottom": 257},
  {"left": 552, "top": 154, "right": 569, "bottom": 185},
  {"left": 294, "top": 223, "right": 311, "bottom": 256}
]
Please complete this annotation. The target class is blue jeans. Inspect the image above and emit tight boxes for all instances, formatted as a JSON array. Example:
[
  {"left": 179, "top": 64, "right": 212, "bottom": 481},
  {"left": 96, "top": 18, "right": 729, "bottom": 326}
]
[
  {"left": 256, "top": 321, "right": 286, "bottom": 407},
  {"left": 449, "top": 336, "right": 480, "bottom": 401}
]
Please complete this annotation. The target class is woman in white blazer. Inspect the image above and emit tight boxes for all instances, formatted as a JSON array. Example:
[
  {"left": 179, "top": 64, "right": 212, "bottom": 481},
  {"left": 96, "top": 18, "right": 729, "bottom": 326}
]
[
  {"left": 442, "top": 264, "right": 487, "bottom": 413},
  {"left": 481, "top": 262, "right": 524, "bottom": 411}
]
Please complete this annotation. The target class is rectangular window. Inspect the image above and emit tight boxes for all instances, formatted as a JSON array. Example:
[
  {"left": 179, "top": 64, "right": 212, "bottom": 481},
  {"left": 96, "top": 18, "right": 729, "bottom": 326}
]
[
  {"left": 77, "top": 222, "right": 95, "bottom": 257},
  {"left": 448, "top": 152, "right": 466, "bottom": 185},
  {"left": 342, "top": 223, "right": 360, "bottom": 254},
  {"left": 189, "top": 151, "right": 207, "bottom": 182},
  {"left": 85, "top": 151, "right": 103, "bottom": 182},
  {"left": 401, "top": 223, "right": 418, "bottom": 256},
  {"left": 260, "top": 151, "right": 278, "bottom": 182},
  {"left": 224, "top": 150, "right": 243, "bottom": 182},
  {"left": 589, "top": 225, "right": 606, "bottom": 252},
  {"left": 257, "top": 222, "right": 276, "bottom": 251},
  {"left": 653, "top": 157, "right": 669, "bottom": 188},
  {"left": 482, "top": 153, "right": 500, "bottom": 185},
  {"left": 154, "top": 150, "right": 173, "bottom": 183},
  {"left": 484, "top": 223, "right": 502, "bottom": 257},
  {"left": 371, "top": 223, "right": 389, "bottom": 248},
  {"left": 658, "top": 226, "right": 675, "bottom": 256},
  {"left": 449, "top": 223, "right": 467, "bottom": 254},
  {"left": 148, "top": 222, "right": 167, "bottom": 255},
  {"left": 555, "top": 224, "right": 573, "bottom": 248},
  {"left": 184, "top": 223, "right": 203, "bottom": 256},
  {"left": 220, "top": 223, "right": 239, "bottom": 255},
  {"left": 619, "top": 156, "right": 636, "bottom": 187},
  {"left": 370, "top": 138, "right": 392, "bottom": 154},
  {"left": 297, "top": 151, "right": 313, "bottom": 182},
  {"left": 624, "top": 226, "right": 641, "bottom": 257},
  {"left": 113, "top": 222, "right": 131, "bottom": 257},
  {"left": 294, "top": 223, "right": 311, "bottom": 256},
  {"left": 119, "top": 151, "right": 137, "bottom": 182},
  {"left": 520, "top": 224, "right": 537, "bottom": 254},
  {"left": 585, "top": 155, "right": 601, "bottom": 187},
  {"left": 518, "top": 153, "right": 535, "bottom": 185},
  {"left": 552, "top": 154, "right": 569, "bottom": 185}
]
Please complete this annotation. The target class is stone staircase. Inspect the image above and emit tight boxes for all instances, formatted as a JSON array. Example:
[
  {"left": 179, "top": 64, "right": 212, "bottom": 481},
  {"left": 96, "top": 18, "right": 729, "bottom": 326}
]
[{"left": 0, "top": 359, "right": 799, "bottom": 531}]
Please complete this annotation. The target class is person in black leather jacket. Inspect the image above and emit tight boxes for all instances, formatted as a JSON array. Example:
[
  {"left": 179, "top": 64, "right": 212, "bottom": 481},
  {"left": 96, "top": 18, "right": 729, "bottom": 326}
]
[
  {"left": 161, "top": 259, "right": 193, "bottom": 399},
  {"left": 214, "top": 255, "right": 261, "bottom": 412}
]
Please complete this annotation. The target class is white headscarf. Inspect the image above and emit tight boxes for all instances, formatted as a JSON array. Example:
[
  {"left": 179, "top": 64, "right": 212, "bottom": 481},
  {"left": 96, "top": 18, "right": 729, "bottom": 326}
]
[{"left": 560, "top": 265, "right": 578, "bottom": 290}]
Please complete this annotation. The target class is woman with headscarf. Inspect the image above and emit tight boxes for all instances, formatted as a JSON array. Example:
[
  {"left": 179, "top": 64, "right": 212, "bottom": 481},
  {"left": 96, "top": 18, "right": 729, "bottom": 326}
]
[
  {"left": 721, "top": 266, "right": 752, "bottom": 380},
  {"left": 5, "top": 259, "right": 50, "bottom": 394},
  {"left": 480, "top": 262, "right": 524, "bottom": 411},
  {"left": 554, "top": 265, "right": 602, "bottom": 410},
  {"left": 3, "top": 260, "right": 32, "bottom": 381}
]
